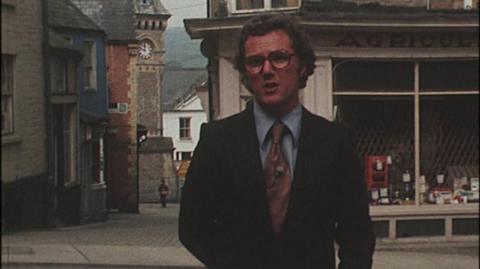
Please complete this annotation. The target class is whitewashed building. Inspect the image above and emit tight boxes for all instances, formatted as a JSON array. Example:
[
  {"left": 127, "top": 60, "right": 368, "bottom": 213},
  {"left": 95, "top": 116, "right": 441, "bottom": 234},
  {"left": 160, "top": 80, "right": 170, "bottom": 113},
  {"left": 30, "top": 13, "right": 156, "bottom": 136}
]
[{"left": 163, "top": 85, "right": 208, "bottom": 167}]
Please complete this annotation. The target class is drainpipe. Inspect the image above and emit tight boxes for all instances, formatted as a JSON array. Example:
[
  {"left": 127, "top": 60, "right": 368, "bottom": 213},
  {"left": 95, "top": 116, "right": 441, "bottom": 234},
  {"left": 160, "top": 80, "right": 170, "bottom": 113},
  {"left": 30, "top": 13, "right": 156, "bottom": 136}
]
[
  {"left": 41, "top": 0, "right": 55, "bottom": 228},
  {"left": 207, "top": 0, "right": 210, "bottom": 17}
]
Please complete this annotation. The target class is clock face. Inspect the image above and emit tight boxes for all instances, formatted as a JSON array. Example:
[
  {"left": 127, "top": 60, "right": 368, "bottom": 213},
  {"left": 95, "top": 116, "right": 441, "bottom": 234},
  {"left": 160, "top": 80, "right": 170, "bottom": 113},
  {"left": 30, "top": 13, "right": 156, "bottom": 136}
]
[{"left": 139, "top": 41, "right": 153, "bottom": 59}]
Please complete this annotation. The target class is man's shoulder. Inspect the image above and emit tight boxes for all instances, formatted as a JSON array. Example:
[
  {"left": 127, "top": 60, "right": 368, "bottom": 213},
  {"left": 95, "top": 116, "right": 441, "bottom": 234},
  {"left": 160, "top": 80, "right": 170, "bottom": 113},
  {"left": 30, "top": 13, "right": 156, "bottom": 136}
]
[
  {"left": 201, "top": 110, "right": 249, "bottom": 133},
  {"left": 303, "top": 109, "right": 351, "bottom": 139}
]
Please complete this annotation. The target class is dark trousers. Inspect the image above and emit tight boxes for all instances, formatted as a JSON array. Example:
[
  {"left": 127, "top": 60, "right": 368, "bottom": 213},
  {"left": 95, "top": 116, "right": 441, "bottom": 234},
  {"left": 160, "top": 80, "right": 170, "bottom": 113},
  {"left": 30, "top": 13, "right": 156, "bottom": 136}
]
[{"left": 160, "top": 196, "right": 167, "bottom": 207}]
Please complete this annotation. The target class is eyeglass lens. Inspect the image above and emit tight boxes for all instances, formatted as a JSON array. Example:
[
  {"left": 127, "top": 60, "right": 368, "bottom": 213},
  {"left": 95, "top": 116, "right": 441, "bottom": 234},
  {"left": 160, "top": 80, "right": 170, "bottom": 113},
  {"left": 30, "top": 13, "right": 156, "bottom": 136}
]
[{"left": 245, "top": 50, "right": 294, "bottom": 73}]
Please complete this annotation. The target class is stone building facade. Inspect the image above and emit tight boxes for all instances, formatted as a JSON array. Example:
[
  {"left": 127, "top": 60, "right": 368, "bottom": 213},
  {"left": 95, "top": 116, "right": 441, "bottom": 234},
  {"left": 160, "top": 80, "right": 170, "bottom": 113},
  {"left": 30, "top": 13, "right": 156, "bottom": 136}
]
[
  {"left": 134, "top": 0, "right": 177, "bottom": 203},
  {"left": 1, "top": 0, "right": 49, "bottom": 229}
]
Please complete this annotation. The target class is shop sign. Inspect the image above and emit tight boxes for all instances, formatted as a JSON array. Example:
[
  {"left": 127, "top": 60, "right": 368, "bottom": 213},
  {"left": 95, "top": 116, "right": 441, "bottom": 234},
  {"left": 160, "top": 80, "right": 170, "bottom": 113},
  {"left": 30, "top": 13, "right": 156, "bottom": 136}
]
[{"left": 335, "top": 33, "right": 477, "bottom": 48}]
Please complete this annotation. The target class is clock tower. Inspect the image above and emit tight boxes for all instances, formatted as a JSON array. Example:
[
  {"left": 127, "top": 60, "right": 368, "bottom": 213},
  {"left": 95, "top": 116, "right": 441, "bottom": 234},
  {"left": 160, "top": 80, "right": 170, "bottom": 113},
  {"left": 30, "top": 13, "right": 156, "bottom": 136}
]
[
  {"left": 135, "top": 0, "right": 174, "bottom": 202},
  {"left": 135, "top": 0, "right": 170, "bottom": 136}
]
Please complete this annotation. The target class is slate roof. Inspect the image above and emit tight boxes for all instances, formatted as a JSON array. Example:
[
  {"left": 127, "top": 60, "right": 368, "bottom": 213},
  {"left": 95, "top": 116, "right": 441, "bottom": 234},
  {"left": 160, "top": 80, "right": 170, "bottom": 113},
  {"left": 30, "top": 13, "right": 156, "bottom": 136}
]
[
  {"left": 70, "top": 0, "right": 137, "bottom": 42},
  {"left": 161, "top": 67, "right": 207, "bottom": 111},
  {"left": 135, "top": 0, "right": 170, "bottom": 16},
  {"left": 48, "top": 0, "right": 103, "bottom": 32},
  {"left": 49, "top": 30, "right": 82, "bottom": 52},
  {"left": 138, "top": 137, "right": 174, "bottom": 153}
]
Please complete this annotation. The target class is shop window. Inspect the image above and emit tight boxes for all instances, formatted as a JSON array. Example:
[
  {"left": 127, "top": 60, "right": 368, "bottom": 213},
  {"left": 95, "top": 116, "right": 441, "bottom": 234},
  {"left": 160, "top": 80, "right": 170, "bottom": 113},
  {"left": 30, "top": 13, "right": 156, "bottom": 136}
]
[
  {"left": 54, "top": 105, "right": 76, "bottom": 186},
  {"left": 83, "top": 40, "right": 97, "bottom": 90},
  {"left": 335, "top": 97, "right": 415, "bottom": 205},
  {"left": 334, "top": 61, "right": 414, "bottom": 92},
  {"left": 420, "top": 60, "right": 479, "bottom": 91},
  {"left": 179, "top": 117, "right": 191, "bottom": 139},
  {"left": 420, "top": 95, "right": 479, "bottom": 204},
  {"left": 1, "top": 54, "right": 14, "bottom": 135},
  {"left": 63, "top": 106, "right": 76, "bottom": 184},
  {"left": 334, "top": 58, "right": 478, "bottom": 207},
  {"left": 234, "top": 0, "right": 299, "bottom": 11}
]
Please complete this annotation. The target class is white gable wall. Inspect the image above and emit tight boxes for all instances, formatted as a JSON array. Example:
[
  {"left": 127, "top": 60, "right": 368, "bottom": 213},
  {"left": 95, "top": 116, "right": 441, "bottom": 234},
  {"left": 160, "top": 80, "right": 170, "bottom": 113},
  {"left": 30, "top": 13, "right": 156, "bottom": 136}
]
[{"left": 163, "top": 95, "right": 208, "bottom": 161}]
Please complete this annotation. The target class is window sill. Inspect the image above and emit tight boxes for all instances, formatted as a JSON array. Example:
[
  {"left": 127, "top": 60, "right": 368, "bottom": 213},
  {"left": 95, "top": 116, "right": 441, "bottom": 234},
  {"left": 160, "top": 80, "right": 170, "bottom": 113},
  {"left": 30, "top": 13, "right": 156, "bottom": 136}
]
[
  {"left": 90, "top": 182, "right": 107, "bottom": 190},
  {"left": 2, "top": 135, "right": 22, "bottom": 146},
  {"left": 84, "top": 87, "right": 97, "bottom": 93},
  {"left": 179, "top": 137, "right": 192, "bottom": 141}
]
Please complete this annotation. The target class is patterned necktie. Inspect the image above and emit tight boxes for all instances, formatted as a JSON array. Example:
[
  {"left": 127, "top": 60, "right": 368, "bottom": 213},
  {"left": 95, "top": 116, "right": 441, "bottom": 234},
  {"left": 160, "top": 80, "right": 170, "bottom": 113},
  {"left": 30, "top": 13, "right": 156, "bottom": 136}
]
[{"left": 264, "top": 121, "right": 292, "bottom": 236}]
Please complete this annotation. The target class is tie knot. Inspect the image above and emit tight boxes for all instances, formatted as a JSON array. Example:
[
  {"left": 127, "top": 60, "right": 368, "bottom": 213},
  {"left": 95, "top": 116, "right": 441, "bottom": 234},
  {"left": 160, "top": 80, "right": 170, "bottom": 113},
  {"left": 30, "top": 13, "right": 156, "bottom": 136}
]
[{"left": 271, "top": 121, "right": 287, "bottom": 144}]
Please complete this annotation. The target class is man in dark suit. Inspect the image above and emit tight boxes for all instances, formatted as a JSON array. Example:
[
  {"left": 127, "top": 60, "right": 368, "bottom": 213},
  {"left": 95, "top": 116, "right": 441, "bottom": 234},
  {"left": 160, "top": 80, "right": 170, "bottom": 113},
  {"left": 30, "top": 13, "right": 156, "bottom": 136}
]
[{"left": 179, "top": 14, "right": 375, "bottom": 269}]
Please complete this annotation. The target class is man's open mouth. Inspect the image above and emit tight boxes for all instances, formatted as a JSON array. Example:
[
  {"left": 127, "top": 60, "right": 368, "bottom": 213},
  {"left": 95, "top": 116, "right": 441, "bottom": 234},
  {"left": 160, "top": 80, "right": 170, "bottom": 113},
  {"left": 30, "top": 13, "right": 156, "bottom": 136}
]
[{"left": 263, "top": 82, "right": 279, "bottom": 89}]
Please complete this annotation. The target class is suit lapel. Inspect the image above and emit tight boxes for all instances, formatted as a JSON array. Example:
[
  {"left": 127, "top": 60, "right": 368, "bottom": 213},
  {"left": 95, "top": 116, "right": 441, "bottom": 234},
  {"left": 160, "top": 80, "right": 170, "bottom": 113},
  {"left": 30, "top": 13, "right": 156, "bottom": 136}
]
[
  {"left": 283, "top": 108, "right": 329, "bottom": 231},
  {"left": 229, "top": 105, "right": 273, "bottom": 230}
]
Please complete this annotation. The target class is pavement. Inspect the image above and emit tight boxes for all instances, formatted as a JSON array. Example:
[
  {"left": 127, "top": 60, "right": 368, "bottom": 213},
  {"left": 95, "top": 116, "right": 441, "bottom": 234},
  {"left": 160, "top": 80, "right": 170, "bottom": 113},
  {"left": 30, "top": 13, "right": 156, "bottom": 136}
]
[{"left": 1, "top": 203, "right": 479, "bottom": 269}]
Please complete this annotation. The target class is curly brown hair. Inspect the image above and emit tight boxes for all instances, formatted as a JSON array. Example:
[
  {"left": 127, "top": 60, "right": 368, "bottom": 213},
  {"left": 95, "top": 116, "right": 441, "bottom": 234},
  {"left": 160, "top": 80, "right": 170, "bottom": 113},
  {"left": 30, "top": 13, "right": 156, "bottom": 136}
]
[{"left": 235, "top": 13, "right": 316, "bottom": 91}]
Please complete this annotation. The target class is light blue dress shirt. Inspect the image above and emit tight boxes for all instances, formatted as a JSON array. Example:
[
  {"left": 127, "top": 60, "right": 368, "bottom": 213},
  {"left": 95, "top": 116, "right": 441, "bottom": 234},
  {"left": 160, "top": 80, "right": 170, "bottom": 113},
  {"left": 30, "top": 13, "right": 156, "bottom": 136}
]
[{"left": 253, "top": 101, "right": 302, "bottom": 176}]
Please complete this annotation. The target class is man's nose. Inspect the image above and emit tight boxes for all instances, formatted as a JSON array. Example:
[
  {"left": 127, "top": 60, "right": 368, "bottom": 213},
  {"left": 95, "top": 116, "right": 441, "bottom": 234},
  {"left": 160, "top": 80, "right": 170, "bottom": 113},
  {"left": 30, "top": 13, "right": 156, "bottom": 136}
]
[{"left": 262, "top": 59, "right": 274, "bottom": 75}]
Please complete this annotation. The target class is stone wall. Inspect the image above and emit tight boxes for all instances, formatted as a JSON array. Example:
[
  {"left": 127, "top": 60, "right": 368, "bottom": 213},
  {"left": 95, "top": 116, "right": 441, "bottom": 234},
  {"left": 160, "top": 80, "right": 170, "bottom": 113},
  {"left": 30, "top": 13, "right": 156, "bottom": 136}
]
[
  {"left": 138, "top": 137, "right": 178, "bottom": 203},
  {"left": 1, "top": 1, "right": 47, "bottom": 182}
]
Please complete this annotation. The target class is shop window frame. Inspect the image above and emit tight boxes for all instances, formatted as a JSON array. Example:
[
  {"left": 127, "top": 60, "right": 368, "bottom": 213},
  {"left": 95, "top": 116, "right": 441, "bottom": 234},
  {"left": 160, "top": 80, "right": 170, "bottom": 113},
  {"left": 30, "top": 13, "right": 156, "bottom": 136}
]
[{"left": 333, "top": 58, "right": 479, "bottom": 207}]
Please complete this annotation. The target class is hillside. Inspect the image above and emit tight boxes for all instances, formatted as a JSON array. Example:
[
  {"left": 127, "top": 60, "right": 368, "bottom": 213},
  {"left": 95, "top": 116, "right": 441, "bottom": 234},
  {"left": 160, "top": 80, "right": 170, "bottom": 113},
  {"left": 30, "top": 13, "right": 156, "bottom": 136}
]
[{"left": 165, "top": 26, "right": 207, "bottom": 68}]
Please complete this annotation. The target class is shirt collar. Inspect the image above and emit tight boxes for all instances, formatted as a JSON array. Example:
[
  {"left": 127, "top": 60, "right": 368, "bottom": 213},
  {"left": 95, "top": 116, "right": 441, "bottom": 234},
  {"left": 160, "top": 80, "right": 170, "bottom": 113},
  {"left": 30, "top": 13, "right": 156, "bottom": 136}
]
[{"left": 253, "top": 101, "right": 302, "bottom": 149}]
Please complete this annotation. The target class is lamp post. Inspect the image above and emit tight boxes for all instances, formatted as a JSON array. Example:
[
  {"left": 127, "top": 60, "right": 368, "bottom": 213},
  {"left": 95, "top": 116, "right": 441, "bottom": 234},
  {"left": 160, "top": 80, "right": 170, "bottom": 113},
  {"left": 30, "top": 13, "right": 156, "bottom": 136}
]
[{"left": 136, "top": 125, "right": 148, "bottom": 213}]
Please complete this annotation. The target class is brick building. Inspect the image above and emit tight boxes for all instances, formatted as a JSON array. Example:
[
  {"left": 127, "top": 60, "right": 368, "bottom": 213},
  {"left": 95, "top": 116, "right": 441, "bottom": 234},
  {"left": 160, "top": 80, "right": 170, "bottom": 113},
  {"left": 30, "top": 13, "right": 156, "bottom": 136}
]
[{"left": 185, "top": 0, "right": 479, "bottom": 240}]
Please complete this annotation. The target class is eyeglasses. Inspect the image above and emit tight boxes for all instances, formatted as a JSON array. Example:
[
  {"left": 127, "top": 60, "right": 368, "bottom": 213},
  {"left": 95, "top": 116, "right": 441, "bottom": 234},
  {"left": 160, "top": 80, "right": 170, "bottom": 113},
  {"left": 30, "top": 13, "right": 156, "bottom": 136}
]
[{"left": 244, "top": 50, "right": 296, "bottom": 74}]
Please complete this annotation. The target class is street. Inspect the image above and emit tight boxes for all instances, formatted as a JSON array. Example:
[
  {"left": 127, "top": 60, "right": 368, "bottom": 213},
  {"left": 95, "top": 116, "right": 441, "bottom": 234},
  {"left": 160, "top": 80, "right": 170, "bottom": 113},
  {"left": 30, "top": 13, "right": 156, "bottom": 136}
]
[{"left": 2, "top": 203, "right": 479, "bottom": 269}]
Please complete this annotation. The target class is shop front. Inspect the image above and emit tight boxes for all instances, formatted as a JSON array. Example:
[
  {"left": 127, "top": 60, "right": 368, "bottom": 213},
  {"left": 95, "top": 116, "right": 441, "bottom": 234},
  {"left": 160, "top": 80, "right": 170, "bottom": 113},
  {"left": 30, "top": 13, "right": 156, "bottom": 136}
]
[
  {"left": 185, "top": 11, "right": 479, "bottom": 240},
  {"left": 317, "top": 28, "right": 479, "bottom": 240}
]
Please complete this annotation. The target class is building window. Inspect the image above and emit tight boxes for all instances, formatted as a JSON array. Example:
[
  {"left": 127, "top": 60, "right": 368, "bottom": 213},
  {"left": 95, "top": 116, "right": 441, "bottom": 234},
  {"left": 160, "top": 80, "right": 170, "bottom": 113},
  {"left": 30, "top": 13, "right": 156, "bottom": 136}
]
[
  {"left": 181, "top": 152, "right": 192, "bottom": 160},
  {"left": 54, "top": 105, "right": 77, "bottom": 185},
  {"left": 179, "top": 117, "right": 191, "bottom": 139},
  {"left": 63, "top": 106, "right": 77, "bottom": 184},
  {"left": 91, "top": 138, "right": 105, "bottom": 184},
  {"left": 176, "top": 151, "right": 192, "bottom": 161},
  {"left": 51, "top": 56, "right": 69, "bottom": 93},
  {"left": 84, "top": 40, "right": 97, "bottom": 90},
  {"left": 235, "top": 0, "right": 299, "bottom": 11},
  {"left": 1, "top": 54, "right": 14, "bottom": 135}
]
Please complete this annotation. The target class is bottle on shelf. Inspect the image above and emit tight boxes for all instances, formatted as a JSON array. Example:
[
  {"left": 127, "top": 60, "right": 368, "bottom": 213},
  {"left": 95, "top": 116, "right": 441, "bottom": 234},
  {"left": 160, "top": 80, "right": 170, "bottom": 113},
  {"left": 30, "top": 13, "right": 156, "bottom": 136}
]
[{"left": 402, "top": 170, "right": 414, "bottom": 203}]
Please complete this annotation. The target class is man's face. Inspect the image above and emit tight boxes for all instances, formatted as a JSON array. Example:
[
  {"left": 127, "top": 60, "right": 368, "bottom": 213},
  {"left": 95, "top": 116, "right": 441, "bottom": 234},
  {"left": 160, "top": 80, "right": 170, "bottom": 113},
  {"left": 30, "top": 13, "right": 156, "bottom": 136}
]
[{"left": 244, "top": 30, "right": 304, "bottom": 117}]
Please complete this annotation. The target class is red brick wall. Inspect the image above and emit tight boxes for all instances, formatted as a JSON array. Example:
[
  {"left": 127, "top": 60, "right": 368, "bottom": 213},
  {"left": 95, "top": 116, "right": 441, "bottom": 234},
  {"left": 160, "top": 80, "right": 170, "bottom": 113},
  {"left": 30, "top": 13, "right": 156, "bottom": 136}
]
[{"left": 106, "top": 44, "right": 137, "bottom": 211}]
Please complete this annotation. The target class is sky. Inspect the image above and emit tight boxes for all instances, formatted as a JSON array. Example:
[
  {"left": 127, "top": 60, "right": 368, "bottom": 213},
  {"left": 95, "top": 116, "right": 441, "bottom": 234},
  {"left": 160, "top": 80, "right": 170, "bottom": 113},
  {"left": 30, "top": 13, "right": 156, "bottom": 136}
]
[{"left": 162, "top": 0, "right": 207, "bottom": 28}]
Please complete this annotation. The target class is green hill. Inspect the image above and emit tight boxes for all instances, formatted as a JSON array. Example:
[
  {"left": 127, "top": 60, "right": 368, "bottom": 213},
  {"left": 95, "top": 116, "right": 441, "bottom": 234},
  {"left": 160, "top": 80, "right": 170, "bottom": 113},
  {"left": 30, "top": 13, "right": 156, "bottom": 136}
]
[{"left": 165, "top": 26, "right": 207, "bottom": 69}]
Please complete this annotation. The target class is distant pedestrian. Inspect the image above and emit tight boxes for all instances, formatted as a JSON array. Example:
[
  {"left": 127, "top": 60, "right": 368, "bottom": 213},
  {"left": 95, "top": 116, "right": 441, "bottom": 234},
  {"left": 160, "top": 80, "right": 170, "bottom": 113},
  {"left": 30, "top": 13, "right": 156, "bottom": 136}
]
[{"left": 158, "top": 179, "right": 170, "bottom": 208}]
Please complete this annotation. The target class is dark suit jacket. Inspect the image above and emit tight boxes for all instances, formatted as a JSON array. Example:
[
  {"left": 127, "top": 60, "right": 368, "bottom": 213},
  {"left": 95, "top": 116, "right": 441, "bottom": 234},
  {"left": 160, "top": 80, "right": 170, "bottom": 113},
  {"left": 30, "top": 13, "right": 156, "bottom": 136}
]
[{"left": 179, "top": 105, "right": 375, "bottom": 269}]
